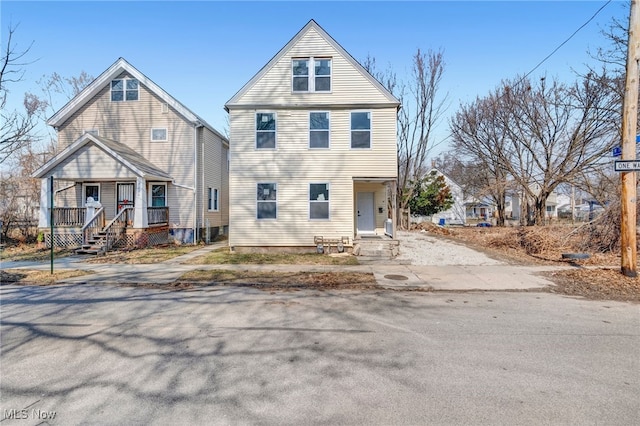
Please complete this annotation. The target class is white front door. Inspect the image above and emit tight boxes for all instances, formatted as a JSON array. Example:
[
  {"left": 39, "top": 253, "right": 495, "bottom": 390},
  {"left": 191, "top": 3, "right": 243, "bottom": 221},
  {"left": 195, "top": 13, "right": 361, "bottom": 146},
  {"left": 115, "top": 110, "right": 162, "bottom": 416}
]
[{"left": 357, "top": 192, "right": 375, "bottom": 234}]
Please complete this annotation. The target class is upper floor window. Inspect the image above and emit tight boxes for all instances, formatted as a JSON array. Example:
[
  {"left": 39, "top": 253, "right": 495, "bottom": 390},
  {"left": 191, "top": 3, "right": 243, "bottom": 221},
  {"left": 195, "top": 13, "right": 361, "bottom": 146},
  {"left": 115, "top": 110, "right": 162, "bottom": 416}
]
[
  {"left": 309, "top": 112, "right": 330, "bottom": 149},
  {"left": 256, "top": 112, "right": 276, "bottom": 149},
  {"left": 351, "top": 111, "right": 371, "bottom": 149},
  {"left": 111, "top": 78, "right": 139, "bottom": 102},
  {"left": 292, "top": 58, "right": 331, "bottom": 92},
  {"left": 151, "top": 128, "right": 167, "bottom": 142}
]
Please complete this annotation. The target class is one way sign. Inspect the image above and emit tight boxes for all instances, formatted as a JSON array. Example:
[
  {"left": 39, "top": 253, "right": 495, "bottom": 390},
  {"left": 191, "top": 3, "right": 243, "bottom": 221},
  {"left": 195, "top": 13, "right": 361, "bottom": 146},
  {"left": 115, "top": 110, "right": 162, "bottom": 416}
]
[{"left": 614, "top": 160, "right": 640, "bottom": 171}]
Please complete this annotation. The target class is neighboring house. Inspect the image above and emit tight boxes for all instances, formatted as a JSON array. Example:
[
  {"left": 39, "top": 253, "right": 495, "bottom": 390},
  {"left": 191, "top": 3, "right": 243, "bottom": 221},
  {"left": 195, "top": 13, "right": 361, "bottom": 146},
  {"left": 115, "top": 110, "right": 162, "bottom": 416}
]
[
  {"left": 427, "top": 168, "right": 466, "bottom": 225},
  {"left": 34, "top": 58, "right": 229, "bottom": 251},
  {"left": 224, "top": 20, "right": 400, "bottom": 251},
  {"left": 410, "top": 168, "right": 466, "bottom": 226}
]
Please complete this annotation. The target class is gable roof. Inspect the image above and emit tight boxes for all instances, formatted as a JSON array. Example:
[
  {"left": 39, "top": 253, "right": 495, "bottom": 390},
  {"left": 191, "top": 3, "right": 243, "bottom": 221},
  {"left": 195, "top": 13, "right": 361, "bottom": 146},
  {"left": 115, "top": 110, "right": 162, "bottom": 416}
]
[
  {"left": 47, "top": 58, "right": 226, "bottom": 141},
  {"left": 225, "top": 19, "right": 400, "bottom": 110},
  {"left": 33, "top": 133, "right": 173, "bottom": 181}
]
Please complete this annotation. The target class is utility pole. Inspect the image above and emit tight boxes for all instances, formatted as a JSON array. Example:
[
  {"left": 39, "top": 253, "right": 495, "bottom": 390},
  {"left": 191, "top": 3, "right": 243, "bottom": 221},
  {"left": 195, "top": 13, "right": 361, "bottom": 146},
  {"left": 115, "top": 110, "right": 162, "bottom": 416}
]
[{"left": 620, "top": 0, "right": 639, "bottom": 277}]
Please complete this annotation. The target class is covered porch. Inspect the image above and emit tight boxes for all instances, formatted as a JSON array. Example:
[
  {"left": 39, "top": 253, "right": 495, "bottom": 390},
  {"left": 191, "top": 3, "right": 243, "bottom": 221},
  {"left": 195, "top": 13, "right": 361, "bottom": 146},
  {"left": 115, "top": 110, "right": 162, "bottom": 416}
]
[
  {"left": 33, "top": 133, "right": 174, "bottom": 251},
  {"left": 352, "top": 178, "right": 399, "bottom": 257}
]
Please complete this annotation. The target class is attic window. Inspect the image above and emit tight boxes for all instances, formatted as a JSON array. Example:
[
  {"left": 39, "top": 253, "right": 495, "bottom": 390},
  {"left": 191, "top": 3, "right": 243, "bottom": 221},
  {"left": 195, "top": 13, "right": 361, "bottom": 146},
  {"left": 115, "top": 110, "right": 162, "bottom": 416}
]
[
  {"left": 151, "top": 128, "right": 167, "bottom": 142},
  {"left": 111, "top": 78, "right": 139, "bottom": 102},
  {"left": 292, "top": 58, "right": 331, "bottom": 92}
]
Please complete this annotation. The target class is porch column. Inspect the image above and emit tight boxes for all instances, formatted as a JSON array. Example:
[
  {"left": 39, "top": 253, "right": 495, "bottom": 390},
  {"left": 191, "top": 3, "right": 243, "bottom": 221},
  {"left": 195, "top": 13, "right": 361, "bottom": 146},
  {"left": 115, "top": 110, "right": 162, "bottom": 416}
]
[
  {"left": 134, "top": 177, "right": 148, "bottom": 228},
  {"left": 391, "top": 180, "right": 397, "bottom": 238},
  {"left": 38, "top": 178, "right": 51, "bottom": 228}
]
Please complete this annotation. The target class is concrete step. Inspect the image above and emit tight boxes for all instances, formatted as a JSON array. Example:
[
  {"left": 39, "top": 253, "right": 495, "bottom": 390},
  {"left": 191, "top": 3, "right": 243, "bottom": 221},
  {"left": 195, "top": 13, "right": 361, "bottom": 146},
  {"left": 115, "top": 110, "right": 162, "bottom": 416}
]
[{"left": 353, "top": 237, "right": 399, "bottom": 258}]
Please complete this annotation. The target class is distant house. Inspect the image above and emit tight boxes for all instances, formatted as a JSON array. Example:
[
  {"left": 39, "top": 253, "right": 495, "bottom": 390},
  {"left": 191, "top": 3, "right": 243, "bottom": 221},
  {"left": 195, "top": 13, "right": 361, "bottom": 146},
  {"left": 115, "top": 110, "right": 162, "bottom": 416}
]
[
  {"left": 224, "top": 20, "right": 400, "bottom": 252},
  {"left": 33, "top": 58, "right": 228, "bottom": 252},
  {"left": 411, "top": 168, "right": 466, "bottom": 226},
  {"left": 506, "top": 185, "right": 559, "bottom": 222},
  {"left": 465, "top": 197, "right": 494, "bottom": 221}
]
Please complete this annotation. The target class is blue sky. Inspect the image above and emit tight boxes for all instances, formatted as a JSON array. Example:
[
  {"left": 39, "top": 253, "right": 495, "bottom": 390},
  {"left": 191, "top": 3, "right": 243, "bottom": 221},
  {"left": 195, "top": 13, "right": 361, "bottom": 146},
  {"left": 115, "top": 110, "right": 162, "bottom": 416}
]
[{"left": 1, "top": 1, "right": 630, "bottom": 156}]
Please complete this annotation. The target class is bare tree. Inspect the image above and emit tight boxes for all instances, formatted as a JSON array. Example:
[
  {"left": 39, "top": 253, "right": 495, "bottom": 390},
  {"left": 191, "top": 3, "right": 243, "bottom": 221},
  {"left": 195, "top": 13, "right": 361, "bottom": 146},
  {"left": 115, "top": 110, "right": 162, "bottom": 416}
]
[
  {"left": 451, "top": 72, "right": 619, "bottom": 226},
  {"left": 0, "top": 23, "right": 41, "bottom": 164},
  {"left": 364, "top": 49, "right": 448, "bottom": 228},
  {"left": 449, "top": 91, "right": 513, "bottom": 226}
]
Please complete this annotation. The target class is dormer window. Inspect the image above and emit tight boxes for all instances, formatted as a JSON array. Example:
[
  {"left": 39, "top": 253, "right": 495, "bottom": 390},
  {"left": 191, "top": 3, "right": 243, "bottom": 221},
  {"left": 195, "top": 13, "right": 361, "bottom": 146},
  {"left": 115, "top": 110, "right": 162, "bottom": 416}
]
[
  {"left": 292, "top": 58, "right": 331, "bottom": 92},
  {"left": 111, "top": 78, "right": 139, "bottom": 102}
]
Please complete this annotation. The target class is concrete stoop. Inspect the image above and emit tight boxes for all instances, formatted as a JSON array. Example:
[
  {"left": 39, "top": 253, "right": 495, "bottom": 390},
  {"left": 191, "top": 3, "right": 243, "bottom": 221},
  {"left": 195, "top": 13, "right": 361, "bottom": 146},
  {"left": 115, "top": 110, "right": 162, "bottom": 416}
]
[{"left": 352, "top": 236, "right": 400, "bottom": 258}]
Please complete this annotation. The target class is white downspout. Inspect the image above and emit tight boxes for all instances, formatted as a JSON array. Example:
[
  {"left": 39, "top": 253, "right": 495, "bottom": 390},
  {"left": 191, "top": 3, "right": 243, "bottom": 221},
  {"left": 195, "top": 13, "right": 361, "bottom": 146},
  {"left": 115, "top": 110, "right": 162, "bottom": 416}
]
[{"left": 193, "top": 123, "right": 203, "bottom": 244}]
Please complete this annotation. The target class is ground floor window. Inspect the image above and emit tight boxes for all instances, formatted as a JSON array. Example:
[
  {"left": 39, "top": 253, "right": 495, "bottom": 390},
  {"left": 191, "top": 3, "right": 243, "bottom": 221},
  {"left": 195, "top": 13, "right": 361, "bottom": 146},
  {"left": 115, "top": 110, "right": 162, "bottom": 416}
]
[
  {"left": 309, "top": 183, "right": 329, "bottom": 219},
  {"left": 82, "top": 183, "right": 100, "bottom": 206},
  {"left": 257, "top": 183, "right": 277, "bottom": 219},
  {"left": 208, "top": 188, "right": 219, "bottom": 211},
  {"left": 149, "top": 183, "right": 167, "bottom": 207}
]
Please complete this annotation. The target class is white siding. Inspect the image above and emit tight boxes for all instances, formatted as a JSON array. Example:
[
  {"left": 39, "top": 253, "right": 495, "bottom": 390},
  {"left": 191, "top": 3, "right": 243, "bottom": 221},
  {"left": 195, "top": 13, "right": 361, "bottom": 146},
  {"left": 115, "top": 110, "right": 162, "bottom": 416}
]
[
  {"left": 232, "top": 28, "right": 393, "bottom": 108},
  {"left": 229, "top": 106, "right": 397, "bottom": 247},
  {"left": 52, "top": 144, "right": 138, "bottom": 180},
  {"left": 228, "top": 24, "right": 397, "bottom": 248}
]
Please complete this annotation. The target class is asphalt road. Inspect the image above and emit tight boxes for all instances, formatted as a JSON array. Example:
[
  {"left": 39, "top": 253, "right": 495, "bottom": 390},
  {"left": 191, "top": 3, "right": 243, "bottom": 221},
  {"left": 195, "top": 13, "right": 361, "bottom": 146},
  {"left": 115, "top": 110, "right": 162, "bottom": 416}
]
[{"left": 1, "top": 283, "right": 638, "bottom": 425}]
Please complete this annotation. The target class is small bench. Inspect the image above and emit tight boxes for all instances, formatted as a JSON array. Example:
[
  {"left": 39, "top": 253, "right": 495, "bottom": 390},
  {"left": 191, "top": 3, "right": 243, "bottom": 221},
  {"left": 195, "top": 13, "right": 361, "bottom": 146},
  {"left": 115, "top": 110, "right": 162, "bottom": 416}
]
[{"left": 314, "top": 236, "right": 350, "bottom": 254}]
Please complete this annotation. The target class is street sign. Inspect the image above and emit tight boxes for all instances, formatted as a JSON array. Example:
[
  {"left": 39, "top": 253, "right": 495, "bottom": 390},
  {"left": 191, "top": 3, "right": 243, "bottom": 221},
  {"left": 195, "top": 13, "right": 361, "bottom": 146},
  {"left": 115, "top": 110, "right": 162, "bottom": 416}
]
[
  {"left": 612, "top": 134, "right": 640, "bottom": 157},
  {"left": 614, "top": 160, "right": 640, "bottom": 171}
]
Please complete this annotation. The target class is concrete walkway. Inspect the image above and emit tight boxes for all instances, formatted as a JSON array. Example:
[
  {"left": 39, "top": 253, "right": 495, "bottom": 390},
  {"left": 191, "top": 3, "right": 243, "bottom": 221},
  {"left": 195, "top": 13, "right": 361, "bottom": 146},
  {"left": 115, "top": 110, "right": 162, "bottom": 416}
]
[{"left": 0, "top": 242, "right": 572, "bottom": 291}]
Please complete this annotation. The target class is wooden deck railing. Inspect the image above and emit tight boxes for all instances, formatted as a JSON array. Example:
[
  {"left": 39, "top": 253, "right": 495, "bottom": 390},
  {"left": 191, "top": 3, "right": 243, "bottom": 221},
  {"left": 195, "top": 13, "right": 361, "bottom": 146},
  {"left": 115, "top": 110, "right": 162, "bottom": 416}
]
[
  {"left": 53, "top": 208, "right": 86, "bottom": 227},
  {"left": 81, "top": 208, "right": 105, "bottom": 245},
  {"left": 103, "top": 207, "right": 133, "bottom": 250},
  {"left": 147, "top": 207, "right": 169, "bottom": 225}
]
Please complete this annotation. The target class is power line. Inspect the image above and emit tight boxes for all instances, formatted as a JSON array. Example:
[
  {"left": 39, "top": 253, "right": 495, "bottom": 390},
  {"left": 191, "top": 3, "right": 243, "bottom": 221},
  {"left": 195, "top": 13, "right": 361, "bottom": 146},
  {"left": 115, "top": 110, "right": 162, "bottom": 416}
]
[{"left": 520, "top": 0, "right": 613, "bottom": 82}]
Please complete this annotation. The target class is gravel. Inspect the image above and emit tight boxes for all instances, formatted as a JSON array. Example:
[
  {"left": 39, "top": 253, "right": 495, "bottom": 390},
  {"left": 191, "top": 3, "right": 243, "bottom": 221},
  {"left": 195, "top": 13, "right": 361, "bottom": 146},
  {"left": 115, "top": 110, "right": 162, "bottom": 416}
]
[{"left": 395, "top": 230, "right": 506, "bottom": 266}]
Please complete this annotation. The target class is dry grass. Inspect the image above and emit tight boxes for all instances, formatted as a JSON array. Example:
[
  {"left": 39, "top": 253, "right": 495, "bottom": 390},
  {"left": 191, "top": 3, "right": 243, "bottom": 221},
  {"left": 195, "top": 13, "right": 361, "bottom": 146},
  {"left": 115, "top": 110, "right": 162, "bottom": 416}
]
[
  {"left": 82, "top": 245, "right": 203, "bottom": 264},
  {"left": 186, "top": 248, "right": 360, "bottom": 266},
  {"left": 1, "top": 244, "right": 75, "bottom": 262},
  {"left": 167, "top": 269, "right": 377, "bottom": 291},
  {"left": 1, "top": 269, "right": 92, "bottom": 286}
]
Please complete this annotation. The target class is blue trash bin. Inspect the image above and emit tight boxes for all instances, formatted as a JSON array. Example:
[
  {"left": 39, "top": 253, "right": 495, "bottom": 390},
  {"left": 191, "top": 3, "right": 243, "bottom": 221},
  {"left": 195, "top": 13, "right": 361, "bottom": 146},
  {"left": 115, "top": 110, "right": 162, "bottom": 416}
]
[{"left": 438, "top": 218, "right": 445, "bottom": 226}]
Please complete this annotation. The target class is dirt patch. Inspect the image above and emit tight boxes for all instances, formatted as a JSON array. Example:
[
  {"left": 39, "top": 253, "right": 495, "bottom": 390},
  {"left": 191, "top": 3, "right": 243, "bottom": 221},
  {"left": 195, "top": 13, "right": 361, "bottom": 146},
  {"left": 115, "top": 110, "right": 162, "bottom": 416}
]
[{"left": 120, "top": 270, "right": 379, "bottom": 292}]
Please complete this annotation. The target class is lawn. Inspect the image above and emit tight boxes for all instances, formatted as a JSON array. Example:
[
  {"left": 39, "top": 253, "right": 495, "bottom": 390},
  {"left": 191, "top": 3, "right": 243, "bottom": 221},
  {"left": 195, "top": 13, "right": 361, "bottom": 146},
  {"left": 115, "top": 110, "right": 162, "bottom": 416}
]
[
  {"left": 185, "top": 248, "right": 359, "bottom": 265},
  {"left": 1, "top": 269, "right": 92, "bottom": 285}
]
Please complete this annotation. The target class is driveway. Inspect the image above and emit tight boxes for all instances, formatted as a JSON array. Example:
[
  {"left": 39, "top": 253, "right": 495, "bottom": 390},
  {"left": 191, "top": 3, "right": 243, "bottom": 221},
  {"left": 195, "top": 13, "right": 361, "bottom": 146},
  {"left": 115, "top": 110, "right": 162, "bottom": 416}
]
[{"left": 1, "top": 283, "right": 638, "bottom": 425}]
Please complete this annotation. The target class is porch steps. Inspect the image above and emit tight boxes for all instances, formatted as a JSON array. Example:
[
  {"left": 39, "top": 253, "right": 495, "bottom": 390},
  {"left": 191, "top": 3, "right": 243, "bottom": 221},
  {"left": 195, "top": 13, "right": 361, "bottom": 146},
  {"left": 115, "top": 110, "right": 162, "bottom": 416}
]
[
  {"left": 75, "top": 232, "right": 108, "bottom": 256},
  {"left": 352, "top": 236, "right": 399, "bottom": 259}
]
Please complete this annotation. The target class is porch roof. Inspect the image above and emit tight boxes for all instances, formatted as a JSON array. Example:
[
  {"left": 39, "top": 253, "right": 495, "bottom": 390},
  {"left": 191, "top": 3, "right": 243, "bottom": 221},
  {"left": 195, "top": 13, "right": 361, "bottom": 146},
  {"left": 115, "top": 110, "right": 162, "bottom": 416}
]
[{"left": 33, "top": 133, "right": 173, "bottom": 181}]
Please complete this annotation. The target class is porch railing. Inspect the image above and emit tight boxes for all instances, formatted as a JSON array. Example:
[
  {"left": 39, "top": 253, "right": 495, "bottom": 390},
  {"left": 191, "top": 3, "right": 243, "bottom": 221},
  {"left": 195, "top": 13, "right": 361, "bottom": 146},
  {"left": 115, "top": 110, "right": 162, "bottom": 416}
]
[
  {"left": 53, "top": 207, "right": 86, "bottom": 227},
  {"left": 103, "top": 206, "right": 133, "bottom": 251},
  {"left": 148, "top": 207, "right": 169, "bottom": 225},
  {"left": 81, "top": 208, "right": 105, "bottom": 245}
]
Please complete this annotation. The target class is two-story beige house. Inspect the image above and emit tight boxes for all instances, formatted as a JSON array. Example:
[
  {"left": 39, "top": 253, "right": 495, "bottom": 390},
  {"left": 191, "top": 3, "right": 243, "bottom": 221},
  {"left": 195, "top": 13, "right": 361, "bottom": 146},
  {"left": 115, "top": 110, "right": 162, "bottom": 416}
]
[
  {"left": 224, "top": 20, "right": 400, "bottom": 252},
  {"left": 34, "top": 58, "right": 228, "bottom": 252}
]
